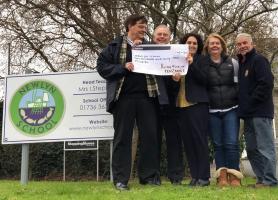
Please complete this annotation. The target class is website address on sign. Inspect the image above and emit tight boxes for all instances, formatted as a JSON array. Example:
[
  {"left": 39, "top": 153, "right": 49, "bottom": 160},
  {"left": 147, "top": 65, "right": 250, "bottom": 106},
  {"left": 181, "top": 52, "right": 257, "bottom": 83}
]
[{"left": 69, "top": 125, "right": 113, "bottom": 131}]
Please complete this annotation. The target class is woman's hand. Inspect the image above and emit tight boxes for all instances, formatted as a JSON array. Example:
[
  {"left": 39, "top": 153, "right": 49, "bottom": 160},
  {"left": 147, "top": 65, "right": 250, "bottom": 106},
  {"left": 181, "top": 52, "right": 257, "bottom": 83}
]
[
  {"left": 186, "top": 53, "right": 193, "bottom": 65},
  {"left": 172, "top": 73, "right": 181, "bottom": 82}
]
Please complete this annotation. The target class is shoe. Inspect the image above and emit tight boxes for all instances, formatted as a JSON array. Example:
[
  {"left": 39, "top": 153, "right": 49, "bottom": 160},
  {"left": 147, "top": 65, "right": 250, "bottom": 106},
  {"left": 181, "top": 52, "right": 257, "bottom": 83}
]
[
  {"left": 229, "top": 174, "right": 241, "bottom": 187},
  {"left": 196, "top": 179, "right": 210, "bottom": 187},
  {"left": 140, "top": 176, "right": 161, "bottom": 186},
  {"left": 115, "top": 182, "right": 129, "bottom": 191},
  {"left": 171, "top": 179, "right": 182, "bottom": 185},
  {"left": 148, "top": 176, "right": 161, "bottom": 186},
  {"left": 250, "top": 183, "right": 272, "bottom": 188},
  {"left": 215, "top": 168, "right": 229, "bottom": 187},
  {"left": 227, "top": 169, "right": 243, "bottom": 187},
  {"left": 188, "top": 179, "right": 198, "bottom": 187},
  {"left": 247, "top": 182, "right": 262, "bottom": 188}
]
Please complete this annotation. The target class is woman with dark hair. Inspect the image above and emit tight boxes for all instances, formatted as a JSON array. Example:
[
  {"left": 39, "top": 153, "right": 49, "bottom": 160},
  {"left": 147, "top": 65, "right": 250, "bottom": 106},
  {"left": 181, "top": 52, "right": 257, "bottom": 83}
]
[{"left": 173, "top": 33, "right": 210, "bottom": 186}]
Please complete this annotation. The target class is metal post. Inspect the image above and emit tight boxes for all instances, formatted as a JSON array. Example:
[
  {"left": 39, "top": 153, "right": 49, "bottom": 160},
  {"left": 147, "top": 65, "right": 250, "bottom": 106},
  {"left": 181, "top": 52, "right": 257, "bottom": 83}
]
[
  {"left": 273, "top": 118, "right": 277, "bottom": 139},
  {"left": 63, "top": 142, "right": 66, "bottom": 181},
  {"left": 7, "top": 43, "right": 11, "bottom": 75},
  {"left": 110, "top": 140, "right": 113, "bottom": 182},
  {"left": 20, "top": 144, "right": 29, "bottom": 185},
  {"left": 97, "top": 140, "right": 99, "bottom": 181}
]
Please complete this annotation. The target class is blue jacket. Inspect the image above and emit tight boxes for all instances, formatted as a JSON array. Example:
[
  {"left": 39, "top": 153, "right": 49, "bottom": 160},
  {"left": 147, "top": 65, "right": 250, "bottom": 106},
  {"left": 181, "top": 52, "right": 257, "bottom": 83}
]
[
  {"left": 237, "top": 48, "right": 274, "bottom": 118},
  {"left": 96, "top": 36, "right": 169, "bottom": 113}
]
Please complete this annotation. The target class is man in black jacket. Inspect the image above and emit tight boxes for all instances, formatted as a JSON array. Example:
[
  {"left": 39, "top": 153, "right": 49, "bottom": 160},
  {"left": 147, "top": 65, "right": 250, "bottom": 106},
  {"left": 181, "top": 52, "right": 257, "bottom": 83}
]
[
  {"left": 236, "top": 33, "right": 277, "bottom": 187},
  {"left": 97, "top": 14, "right": 166, "bottom": 190}
]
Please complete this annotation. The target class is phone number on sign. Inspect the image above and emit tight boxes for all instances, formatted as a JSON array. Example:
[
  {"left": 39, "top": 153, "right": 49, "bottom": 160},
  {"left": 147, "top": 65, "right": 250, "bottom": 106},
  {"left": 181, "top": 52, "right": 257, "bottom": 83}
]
[{"left": 79, "top": 104, "right": 106, "bottom": 111}]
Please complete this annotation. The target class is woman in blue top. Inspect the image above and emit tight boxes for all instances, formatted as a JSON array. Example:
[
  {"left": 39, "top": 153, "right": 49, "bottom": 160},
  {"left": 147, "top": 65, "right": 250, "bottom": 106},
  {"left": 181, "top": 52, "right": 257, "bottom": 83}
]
[{"left": 202, "top": 33, "right": 243, "bottom": 186}]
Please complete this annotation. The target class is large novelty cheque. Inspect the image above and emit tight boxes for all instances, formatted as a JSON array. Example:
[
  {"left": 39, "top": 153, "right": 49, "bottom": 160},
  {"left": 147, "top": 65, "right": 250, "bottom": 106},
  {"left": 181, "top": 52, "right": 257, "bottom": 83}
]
[{"left": 132, "top": 44, "right": 189, "bottom": 75}]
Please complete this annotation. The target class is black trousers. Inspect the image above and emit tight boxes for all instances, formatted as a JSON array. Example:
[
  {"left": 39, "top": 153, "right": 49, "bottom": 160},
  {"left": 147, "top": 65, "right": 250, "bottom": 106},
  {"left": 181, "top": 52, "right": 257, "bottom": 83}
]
[
  {"left": 178, "top": 103, "right": 210, "bottom": 180},
  {"left": 112, "top": 95, "right": 159, "bottom": 184},
  {"left": 158, "top": 106, "right": 184, "bottom": 181}
]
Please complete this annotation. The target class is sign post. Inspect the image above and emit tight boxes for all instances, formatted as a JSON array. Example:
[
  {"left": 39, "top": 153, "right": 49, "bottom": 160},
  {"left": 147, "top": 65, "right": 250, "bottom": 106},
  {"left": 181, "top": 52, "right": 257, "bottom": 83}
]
[
  {"left": 110, "top": 140, "right": 113, "bottom": 182},
  {"left": 63, "top": 140, "right": 99, "bottom": 181},
  {"left": 2, "top": 71, "right": 114, "bottom": 184},
  {"left": 20, "top": 143, "right": 29, "bottom": 185}
]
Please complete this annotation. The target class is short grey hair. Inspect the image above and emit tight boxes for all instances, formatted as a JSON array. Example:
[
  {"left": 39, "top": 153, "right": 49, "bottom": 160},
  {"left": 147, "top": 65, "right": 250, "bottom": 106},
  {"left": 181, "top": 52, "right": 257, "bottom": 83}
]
[
  {"left": 236, "top": 33, "right": 253, "bottom": 43},
  {"left": 153, "top": 24, "right": 171, "bottom": 35}
]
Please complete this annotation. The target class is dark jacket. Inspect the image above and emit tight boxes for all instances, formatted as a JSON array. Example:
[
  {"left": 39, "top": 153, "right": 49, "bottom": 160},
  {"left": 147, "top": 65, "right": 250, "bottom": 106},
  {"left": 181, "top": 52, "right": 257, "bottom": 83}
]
[
  {"left": 171, "top": 54, "right": 209, "bottom": 105},
  {"left": 185, "top": 54, "right": 209, "bottom": 103},
  {"left": 96, "top": 36, "right": 168, "bottom": 113},
  {"left": 201, "top": 54, "right": 238, "bottom": 109},
  {"left": 237, "top": 48, "right": 274, "bottom": 118}
]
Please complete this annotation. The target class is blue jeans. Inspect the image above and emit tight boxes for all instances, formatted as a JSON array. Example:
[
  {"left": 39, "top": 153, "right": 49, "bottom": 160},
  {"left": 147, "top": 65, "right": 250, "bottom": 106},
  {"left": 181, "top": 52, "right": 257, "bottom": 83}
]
[
  {"left": 209, "top": 108, "right": 240, "bottom": 170},
  {"left": 244, "top": 117, "right": 277, "bottom": 186}
]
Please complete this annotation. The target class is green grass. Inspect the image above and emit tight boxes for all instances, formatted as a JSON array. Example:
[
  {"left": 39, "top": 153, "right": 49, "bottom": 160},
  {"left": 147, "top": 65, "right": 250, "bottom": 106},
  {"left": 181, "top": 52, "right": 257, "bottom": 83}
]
[{"left": 0, "top": 178, "right": 277, "bottom": 200}]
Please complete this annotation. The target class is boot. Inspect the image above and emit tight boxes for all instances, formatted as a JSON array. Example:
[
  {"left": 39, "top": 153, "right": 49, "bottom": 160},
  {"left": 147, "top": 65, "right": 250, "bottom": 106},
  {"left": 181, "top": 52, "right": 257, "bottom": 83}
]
[
  {"left": 227, "top": 169, "right": 243, "bottom": 187},
  {"left": 215, "top": 167, "right": 229, "bottom": 187}
]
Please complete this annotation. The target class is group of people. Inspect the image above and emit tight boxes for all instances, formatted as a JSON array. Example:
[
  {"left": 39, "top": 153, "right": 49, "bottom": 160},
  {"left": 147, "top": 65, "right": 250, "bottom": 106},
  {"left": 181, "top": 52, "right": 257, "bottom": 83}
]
[{"left": 96, "top": 14, "right": 277, "bottom": 191}]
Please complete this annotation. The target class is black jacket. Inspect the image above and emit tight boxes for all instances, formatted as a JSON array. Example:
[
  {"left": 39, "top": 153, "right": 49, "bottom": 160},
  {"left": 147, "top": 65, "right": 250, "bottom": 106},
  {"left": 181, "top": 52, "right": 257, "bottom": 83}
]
[
  {"left": 185, "top": 54, "right": 209, "bottom": 103},
  {"left": 171, "top": 54, "right": 209, "bottom": 105},
  {"left": 237, "top": 48, "right": 274, "bottom": 118},
  {"left": 201, "top": 54, "right": 238, "bottom": 109},
  {"left": 96, "top": 36, "right": 169, "bottom": 113}
]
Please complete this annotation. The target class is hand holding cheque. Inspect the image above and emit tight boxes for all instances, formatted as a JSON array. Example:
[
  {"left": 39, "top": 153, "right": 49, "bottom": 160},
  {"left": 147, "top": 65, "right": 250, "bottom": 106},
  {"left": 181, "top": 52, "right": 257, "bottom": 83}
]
[
  {"left": 131, "top": 44, "right": 190, "bottom": 76},
  {"left": 172, "top": 53, "right": 193, "bottom": 82}
]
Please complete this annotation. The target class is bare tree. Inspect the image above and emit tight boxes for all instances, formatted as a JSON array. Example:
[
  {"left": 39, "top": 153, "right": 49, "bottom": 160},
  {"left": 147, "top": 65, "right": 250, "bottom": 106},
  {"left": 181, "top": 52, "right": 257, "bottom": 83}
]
[
  {"left": 0, "top": 0, "right": 277, "bottom": 74},
  {"left": 0, "top": 0, "right": 129, "bottom": 73}
]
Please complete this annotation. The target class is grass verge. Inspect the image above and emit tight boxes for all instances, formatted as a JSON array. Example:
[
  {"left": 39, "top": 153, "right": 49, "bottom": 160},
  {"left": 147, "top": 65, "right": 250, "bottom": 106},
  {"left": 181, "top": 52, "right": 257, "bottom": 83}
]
[{"left": 0, "top": 178, "right": 277, "bottom": 200}]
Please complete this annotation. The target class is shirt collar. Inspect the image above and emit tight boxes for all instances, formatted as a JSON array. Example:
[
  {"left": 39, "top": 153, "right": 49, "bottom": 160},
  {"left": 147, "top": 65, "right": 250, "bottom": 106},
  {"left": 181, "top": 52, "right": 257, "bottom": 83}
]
[{"left": 126, "top": 36, "right": 134, "bottom": 46}]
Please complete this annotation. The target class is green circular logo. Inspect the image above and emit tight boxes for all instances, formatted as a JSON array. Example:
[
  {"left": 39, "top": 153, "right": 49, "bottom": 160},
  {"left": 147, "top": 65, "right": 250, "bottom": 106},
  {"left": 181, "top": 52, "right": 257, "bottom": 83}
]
[{"left": 10, "top": 80, "right": 64, "bottom": 136}]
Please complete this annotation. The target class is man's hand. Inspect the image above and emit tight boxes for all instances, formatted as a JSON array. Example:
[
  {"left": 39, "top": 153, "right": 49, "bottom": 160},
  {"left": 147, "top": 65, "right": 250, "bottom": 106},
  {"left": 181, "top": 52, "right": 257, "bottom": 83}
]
[
  {"left": 133, "top": 39, "right": 142, "bottom": 46},
  {"left": 172, "top": 73, "right": 181, "bottom": 82},
  {"left": 125, "top": 62, "right": 134, "bottom": 71}
]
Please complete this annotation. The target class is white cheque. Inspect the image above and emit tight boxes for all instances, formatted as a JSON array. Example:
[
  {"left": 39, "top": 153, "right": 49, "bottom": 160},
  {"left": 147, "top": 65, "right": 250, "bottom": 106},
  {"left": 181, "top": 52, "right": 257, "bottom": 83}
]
[{"left": 132, "top": 44, "right": 189, "bottom": 76}]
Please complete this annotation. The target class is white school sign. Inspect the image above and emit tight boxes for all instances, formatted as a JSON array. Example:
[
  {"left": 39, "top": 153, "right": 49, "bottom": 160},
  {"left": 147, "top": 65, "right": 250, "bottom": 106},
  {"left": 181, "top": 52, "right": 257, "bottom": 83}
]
[{"left": 2, "top": 71, "right": 114, "bottom": 144}]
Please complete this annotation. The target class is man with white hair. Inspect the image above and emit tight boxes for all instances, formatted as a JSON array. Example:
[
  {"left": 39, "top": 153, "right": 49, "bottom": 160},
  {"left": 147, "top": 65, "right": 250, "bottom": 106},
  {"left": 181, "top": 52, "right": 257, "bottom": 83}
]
[
  {"left": 152, "top": 25, "right": 184, "bottom": 185},
  {"left": 236, "top": 33, "right": 277, "bottom": 188}
]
